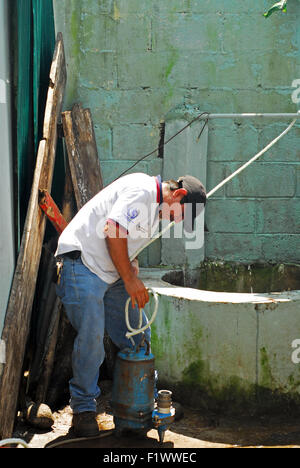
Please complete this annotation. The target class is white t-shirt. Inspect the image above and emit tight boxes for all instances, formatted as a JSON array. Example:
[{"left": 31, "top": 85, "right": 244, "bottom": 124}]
[{"left": 55, "top": 173, "right": 161, "bottom": 284}]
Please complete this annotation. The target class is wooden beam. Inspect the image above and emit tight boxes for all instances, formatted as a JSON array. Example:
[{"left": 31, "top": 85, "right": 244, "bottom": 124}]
[
  {"left": 62, "top": 103, "right": 103, "bottom": 208},
  {"left": 61, "top": 154, "right": 77, "bottom": 223},
  {"left": 0, "top": 33, "right": 66, "bottom": 439}
]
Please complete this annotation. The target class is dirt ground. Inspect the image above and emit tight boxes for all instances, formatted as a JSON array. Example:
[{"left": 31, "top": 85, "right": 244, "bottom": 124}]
[{"left": 11, "top": 380, "right": 300, "bottom": 449}]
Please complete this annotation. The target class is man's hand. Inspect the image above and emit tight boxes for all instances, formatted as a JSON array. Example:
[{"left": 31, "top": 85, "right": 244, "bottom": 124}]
[{"left": 123, "top": 274, "right": 149, "bottom": 310}]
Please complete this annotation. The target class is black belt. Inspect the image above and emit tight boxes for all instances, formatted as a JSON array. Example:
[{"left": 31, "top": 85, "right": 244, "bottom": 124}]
[{"left": 61, "top": 250, "right": 81, "bottom": 260}]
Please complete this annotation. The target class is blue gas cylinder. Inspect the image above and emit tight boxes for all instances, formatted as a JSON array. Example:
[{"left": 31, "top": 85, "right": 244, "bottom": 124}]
[{"left": 111, "top": 345, "right": 155, "bottom": 431}]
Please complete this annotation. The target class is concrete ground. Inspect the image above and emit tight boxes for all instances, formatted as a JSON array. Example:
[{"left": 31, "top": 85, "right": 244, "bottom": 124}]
[{"left": 11, "top": 381, "right": 300, "bottom": 449}]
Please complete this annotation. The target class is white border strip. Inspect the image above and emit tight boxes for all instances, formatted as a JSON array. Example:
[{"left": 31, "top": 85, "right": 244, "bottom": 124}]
[
  {"left": 0, "top": 79, "right": 6, "bottom": 104},
  {"left": 0, "top": 339, "right": 6, "bottom": 364}
]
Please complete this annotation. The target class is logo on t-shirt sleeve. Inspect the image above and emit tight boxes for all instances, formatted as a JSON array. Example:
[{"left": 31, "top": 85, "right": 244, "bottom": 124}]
[{"left": 126, "top": 208, "right": 140, "bottom": 222}]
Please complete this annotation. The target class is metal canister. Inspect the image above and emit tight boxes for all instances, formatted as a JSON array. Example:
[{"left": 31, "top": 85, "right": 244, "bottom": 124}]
[{"left": 111, "top": 345, "right": 155, "bottom": 431}]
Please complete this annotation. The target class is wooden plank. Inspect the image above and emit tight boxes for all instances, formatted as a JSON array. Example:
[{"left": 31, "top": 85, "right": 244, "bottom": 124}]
[
  {"left": 35, "top": 297, "right": 62, "bottom": 404},
  {"left": 26, "top": 239, "right": 62, "bottom": 403},
  {"left": 26, "top": 162, "right": 76, "bottom": 408},
  {"left": 61, "top": 154, "right": 77, "bottom": 223},
  {"left": 61, "top": 103, "right": 103, "bottom": 208},
  {"left": 0, "top": 33, "right": 66, "bottom": 439},
  {"left": 31, "top": 159, "right": 77, "bottom": 407}
]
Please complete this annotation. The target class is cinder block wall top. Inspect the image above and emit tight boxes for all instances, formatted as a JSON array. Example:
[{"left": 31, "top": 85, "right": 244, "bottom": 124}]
[{"left": 53, "top": 0, "right": 300, "bottom": 264}]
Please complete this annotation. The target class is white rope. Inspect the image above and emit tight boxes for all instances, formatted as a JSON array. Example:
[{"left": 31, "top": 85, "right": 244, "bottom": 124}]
[
  {"left": 130, "top": 117, "right": 298, "bottom": 261},
  {"left": 125, "top": 288, "right": 159, "bottom": 339},
  {"left": 0, "top": 438, "right": 28, "bottom": 448}
]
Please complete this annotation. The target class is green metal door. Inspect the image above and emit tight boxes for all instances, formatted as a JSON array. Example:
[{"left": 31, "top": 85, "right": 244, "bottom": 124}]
[{"left": 12, "top": 0, "right": 55, "bottom": 247}]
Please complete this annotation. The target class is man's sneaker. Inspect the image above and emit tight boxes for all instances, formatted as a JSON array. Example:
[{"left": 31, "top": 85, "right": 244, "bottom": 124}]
[{"left": 72, "top": 411, "right": 100, "bottom": 437}]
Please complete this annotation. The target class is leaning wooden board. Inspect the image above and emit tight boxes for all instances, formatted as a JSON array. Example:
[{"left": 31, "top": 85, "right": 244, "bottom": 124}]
[
  {"left": 0, "top": 33, "right": 66, "bottom": 439},
  {"left": 62, "top": 103, "right": 104, "bottom": 208}
]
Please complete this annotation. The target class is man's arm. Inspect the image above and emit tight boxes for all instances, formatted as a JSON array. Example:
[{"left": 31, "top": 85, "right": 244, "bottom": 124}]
[{"left": 104, "top": 222, "right": 149, "bottom": 309}]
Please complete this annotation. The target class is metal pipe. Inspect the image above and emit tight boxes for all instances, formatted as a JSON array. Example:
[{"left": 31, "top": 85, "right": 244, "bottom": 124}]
[{"left": 197, "top": 112, "right": 300, "bottom": 119}]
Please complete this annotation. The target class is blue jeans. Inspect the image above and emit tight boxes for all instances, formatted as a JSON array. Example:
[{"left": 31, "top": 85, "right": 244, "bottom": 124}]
[{"left": 56, "top": 256, "right": 150, "bottom": 414}]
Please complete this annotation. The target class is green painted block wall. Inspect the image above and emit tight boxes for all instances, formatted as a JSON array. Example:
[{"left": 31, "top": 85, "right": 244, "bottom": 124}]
[{"left": 53, "top": 0, "right": 300, "bottom": 265}]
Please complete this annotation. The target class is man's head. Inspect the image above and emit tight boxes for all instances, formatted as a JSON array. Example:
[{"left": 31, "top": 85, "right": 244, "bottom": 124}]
[{"left": 161, "top": 175, "right": 206, "bottom": 232}]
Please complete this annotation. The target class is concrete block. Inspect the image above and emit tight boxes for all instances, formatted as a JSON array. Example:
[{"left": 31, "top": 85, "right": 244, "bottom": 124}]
[
  {"left": 81, "top": 0, "right": 114, "bottom": 15},
  {"left": 136, "top": 244, "right": 149, "bottom": 268},
  {"left": 112, "top": 124, "right": 161, "bottom": 161},
  {"left": 260, "top": 51, "right": 299, "bottom": 88},
  {"left": 221, "top": 1, "right": 270, "bottom": 13},
  {"left": 181, "top": 52, "right": 219, "bottom": 89},
  {"left": 206, "top": 199, "right": 256, "bottom": 233},
  {"left": 114, "top": 0, "right": 150, "bottom": 14},
  {"left": 148, "top": 158, "right": 164, "bottom": 177},
  {"left": 206, "top": 161, "right": 226, "bottom": 198},
  {"left": 189, "top": 0, "right": 266, "bottom": 14},
  {"left": 117, "top": 51, "right": 175, "bottom": 89},
  {"left": 153, "top": 0, "right": 193, "bottom": 13},
  {"left": 256, "top": 199, "right": 300, "bottom": 234},
  {"left": 101, "top": 160, "right": 148, "bottom": 186},
  {"left": 231, "top": 89, "right": 298, "bottom": 114},
  {"left": 94, "top": 125, "right": 112, "bottom": 160},
  {"left": 257, "top": 301, "right": 300, "bottom": 392},
  {"left": 78, "top": 87, "right": 175, "bottom": 126},
  {"left": 146, "top": 236, "right": 162, "bottom": 267},
  {"left": 260, "top": 234, "right": 300, "bottom": 263},
  {"left": 185, "top": 88, "right": 296, "bottom": 115},
  {"left": 208, "top": 123, "right": 259, "bottom": 162},
  {"left": 214, "top": 53, "right": 261, "bottom": 89},
  {"left": 80, "top": 12, "right": 117, "bottom": 51},
  {"left": 116, "top": 0, "right": 187, "bottom": 14},
  {"left": 189, "top": 0, "right": 224, "bottom": 13},
  {"left": 100, "top": 159, "right": 163, "bottom": 187},
  {"left": 258, "top": 123, "right": 300, "bottom": 163},
  {"left": 152, "top": 13, "right": 222, "bottom": 53},
  {"left": 225, "top": 162, "right": 295, "bottom": 198},
  {"left": 79, "top": 51, "right": 117, "bottom": 90},
  {"left": 296, "top": 166, "right": 300, "bottom": 197},
  {"left": 162, "top": 52, "right": 261, "bottom": 89},
  {"left": 116, "top": 15, "right": 152, "bottom": 52},
  {"left": 223, "top": 14, "right": 297, "bottom": 53},
  {"left": 205, "top": 232, "right": 262, "bottom": 262},
  {"left": 161, "top": 233, "right": 186, "bottom": 266}
]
